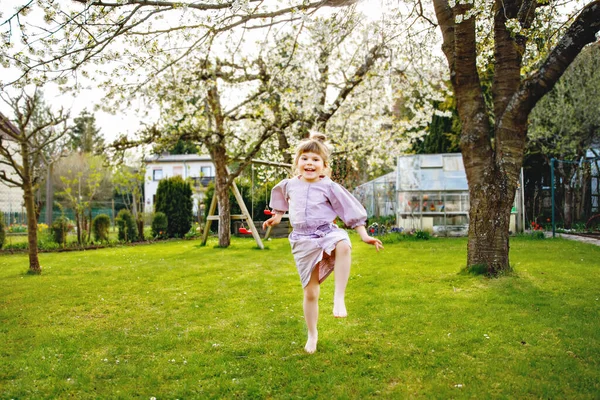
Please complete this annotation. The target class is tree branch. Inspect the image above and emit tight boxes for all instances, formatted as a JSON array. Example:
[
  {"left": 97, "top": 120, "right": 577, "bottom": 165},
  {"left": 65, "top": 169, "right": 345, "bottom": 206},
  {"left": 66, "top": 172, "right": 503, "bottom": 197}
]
[{"left": 514, "top": 0, "right": 600, "bottom": 119}]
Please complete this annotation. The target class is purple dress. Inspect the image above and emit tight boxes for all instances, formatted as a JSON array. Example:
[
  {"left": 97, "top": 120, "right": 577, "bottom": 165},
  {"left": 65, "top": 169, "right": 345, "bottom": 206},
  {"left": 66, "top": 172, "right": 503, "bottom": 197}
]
[{"left": 270, "top": 176, "right": 367, "bottom": 287}]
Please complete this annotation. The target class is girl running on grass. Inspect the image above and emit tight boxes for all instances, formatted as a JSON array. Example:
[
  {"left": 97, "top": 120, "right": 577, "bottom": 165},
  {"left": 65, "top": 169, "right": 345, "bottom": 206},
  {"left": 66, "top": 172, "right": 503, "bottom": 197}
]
[{"left": 262, "top": 132, "right": 383, "bottom": 354}]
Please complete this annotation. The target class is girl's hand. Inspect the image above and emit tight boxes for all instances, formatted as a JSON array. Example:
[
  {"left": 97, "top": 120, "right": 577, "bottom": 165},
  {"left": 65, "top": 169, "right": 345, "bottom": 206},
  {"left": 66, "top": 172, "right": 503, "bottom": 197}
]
[
  {"left": 355, "top": 225, "right": 384, "bottom": 251},
  {"left": 262, "top": 213, "right": 283, "bottom": 230},
  {"left": 362, "top": 235, "right": 384, "bottom": 252}
]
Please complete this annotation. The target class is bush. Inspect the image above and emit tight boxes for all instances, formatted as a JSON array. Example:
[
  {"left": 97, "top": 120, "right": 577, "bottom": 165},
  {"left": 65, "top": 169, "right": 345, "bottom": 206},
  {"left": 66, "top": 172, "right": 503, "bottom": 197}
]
[
  {"left": 92, "top": 214, "right": 111, "bottom": 242},
  {"left": 51, "top": 216, "right": 72, "bottom": 245},
  {"left": 0, "top": 216, "right": 5, "bottom": 249},
  {"left": 155, "top": 176, "right": 193, "bottom": 238},
  {"left": 116, "top": 209, "right": 138, "bottom": 242},
  {"left": 151, "top": 212, "right": 168, "bottom": 239}
]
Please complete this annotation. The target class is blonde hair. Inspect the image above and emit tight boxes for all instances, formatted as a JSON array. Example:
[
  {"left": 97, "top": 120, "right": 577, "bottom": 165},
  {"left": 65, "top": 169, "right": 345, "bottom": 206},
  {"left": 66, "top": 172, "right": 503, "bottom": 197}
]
[{"left": 293, "top": 131, "right": 331, "bottom": 176}]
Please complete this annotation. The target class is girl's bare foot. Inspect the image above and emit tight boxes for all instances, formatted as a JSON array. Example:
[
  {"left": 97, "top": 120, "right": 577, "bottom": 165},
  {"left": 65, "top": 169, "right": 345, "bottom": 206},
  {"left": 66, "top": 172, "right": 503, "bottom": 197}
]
[
  {"left": 333, "top": 297, "right": 347, "bottom": 318},
  {"left": 305, "top": 334, "right": 318, "bottom": 354}
]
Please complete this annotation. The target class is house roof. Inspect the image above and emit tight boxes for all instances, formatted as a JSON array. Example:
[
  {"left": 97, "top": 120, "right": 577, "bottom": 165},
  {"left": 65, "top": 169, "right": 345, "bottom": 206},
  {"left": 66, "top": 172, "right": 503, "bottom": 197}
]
[
  {"left": 0, "top": 112, "right": 20, "bottom": 139},
  {"left": 145, "top": 154, "right": 213, "bottom": 163}
]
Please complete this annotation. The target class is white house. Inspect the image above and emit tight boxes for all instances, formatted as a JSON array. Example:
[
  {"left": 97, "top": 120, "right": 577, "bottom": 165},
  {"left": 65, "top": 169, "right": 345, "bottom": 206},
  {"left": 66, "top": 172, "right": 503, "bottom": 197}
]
[
  {"left": 0, "top": 113, "right": 25, "bottom": 225},
  {"left": 144, "top": 154, "right": 215, "bottom": 215}
]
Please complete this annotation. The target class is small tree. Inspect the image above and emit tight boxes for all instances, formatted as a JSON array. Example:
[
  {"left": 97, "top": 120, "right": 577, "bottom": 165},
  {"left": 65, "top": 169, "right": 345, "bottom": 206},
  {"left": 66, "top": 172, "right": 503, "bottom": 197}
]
[
  {"left": 113, "top": 163, "right": 145, "bottom": 240},
  {"left": 54, "top": 152, "right": 113, "bottom": 245},
  {"left": 50, "top": 216, "right": 71, "bottom": 246},
  {"left": 151, "top": 212, "right": 168, "bottom": 239},
  {"left": 92, "top": 213, "right": 111, "bottom": 242},
  {"left": 0, "top": 88, "right": 69, "bottom": 274},
  {"left": 115, "top": 209, "right": 138, "bottom": 242},
  {"left": 155, "top": 176, "right": 193, "bottom": 238}
]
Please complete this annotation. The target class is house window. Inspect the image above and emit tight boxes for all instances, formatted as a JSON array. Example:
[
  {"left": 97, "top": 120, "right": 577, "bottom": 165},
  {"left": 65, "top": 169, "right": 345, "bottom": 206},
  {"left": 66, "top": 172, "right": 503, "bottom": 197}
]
[
  {"left": 153, "top": 169, "right": 163, "bottom": 181},
  {"left": 173, "top": 166, "right": 183, "bottom": 177},
  {"left": 201, "top": 166, "right": 213, "bottom": 177}
]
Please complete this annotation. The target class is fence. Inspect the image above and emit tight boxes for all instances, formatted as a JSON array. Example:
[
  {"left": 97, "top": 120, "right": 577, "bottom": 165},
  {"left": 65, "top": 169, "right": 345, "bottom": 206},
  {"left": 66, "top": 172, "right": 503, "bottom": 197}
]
[{"left": 0, "top": 197, "right": 132, "bottom": 228}]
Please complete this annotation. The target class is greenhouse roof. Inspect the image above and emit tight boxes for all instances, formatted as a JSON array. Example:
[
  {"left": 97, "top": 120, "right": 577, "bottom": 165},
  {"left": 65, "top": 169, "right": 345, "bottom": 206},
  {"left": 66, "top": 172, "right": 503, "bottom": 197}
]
[{"left": 396, "top": 153, "right": 468, "bottom": 192}]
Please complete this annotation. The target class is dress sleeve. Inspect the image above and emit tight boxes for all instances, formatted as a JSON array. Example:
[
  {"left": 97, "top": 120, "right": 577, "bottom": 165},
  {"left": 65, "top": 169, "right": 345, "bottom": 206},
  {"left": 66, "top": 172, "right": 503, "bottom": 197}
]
[
  {"left": 269, "top": 179, "right": 289, "bottom": 213},
  {"left": 328, "top": 181, "right": 367, "bottom": 228}
]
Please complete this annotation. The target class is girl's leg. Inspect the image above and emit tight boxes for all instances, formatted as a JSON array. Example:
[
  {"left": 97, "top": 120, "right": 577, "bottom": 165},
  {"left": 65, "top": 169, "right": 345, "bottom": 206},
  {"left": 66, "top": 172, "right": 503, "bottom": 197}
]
[
  {"left": 303, "top": 266, "right": 320, "bottom": 353},
  {"left": 333, "top": 241, "right": 352, "bottom": 318}
]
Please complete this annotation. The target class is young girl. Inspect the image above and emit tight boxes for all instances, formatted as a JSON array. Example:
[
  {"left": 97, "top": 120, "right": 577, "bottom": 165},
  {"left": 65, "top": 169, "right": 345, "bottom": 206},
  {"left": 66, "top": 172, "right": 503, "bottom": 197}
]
[{"left": 262, "top": 132, "right": 383, "bottom": 354}]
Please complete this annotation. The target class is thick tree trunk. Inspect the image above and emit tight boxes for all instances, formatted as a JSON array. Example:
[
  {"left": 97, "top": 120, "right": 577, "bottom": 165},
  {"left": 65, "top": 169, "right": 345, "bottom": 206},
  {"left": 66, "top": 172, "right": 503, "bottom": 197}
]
[{"left": 466, "top": 170, "right": 516, "bottom": 275}]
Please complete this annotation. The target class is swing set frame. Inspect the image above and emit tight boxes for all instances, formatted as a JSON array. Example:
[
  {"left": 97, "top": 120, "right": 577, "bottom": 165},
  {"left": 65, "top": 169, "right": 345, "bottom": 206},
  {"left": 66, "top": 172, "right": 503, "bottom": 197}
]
[{"left": 200, "top": 159, "right": 292, "bottom": 249}]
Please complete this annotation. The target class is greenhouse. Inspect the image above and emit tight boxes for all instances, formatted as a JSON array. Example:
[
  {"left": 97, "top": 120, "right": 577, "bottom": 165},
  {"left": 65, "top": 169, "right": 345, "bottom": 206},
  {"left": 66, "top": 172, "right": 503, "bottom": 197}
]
[{"left": 355, "top": 153, "right": 523, "bottom": 236}]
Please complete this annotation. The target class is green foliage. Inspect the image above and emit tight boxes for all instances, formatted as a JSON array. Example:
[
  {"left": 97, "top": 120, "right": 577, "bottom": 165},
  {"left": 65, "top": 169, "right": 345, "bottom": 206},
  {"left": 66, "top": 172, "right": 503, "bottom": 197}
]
[
  {"left": 92, "top": 214, "right": 111, "bottom": 242},
  {"left": 412, "top": 96, "right": 461, "bottom": 154},
  {"left": 155, "top": 176, "right": 193, "bottom": 238},
  {"left": 0, "top": 216, "right": 5, "bottom": 249},
  {"left": 379, "top": 229, "right": 432, "bottom": 244},
  {"left": 166, "top": 138, "right": 199, "bottom": 155},
  {"left": 414, "top": 230, "right": 431, "bottom": 240},
  {"left": 116, "top": 209, "right": 138, "bottom": 242},
  {"left": 36, "top": 231, "right": 61, "bottom": 251},
  {"left": 184, "top": 222, "right": 202, "bottom": 239},
  {"left": 70, "top": 109, "right": 104, "bottom": 154},
  {"left": 151, "top": 212, "right": 168, "bottom": 239},
  {"left": 529, "top": 43, "right": 600, "bottom": 160},
  {"left": 50, "top": 216, "right": 72, "bottom": 245}
]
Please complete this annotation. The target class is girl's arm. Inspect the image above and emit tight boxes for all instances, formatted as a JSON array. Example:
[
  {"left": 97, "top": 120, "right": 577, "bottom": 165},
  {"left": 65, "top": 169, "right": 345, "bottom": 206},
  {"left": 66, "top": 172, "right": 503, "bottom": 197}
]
[
  {"left": 262, "top": 212, "right": 284, "bottom": 230},
  {"left": 355, "top": 225, "right": 384, "bottom": 252}
]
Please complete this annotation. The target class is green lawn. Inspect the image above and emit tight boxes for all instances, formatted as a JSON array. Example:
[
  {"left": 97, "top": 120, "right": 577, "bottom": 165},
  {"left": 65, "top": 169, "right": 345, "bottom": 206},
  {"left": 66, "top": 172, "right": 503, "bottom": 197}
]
[{"left": 1, "top": 235, "right": 599, "bottom": 399}]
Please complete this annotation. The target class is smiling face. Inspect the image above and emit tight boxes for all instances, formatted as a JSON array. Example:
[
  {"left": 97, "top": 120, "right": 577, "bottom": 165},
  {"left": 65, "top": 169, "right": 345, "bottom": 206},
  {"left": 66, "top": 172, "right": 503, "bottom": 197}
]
[{"left": 297, "top": 151, "right": 325, "bottom": 183}]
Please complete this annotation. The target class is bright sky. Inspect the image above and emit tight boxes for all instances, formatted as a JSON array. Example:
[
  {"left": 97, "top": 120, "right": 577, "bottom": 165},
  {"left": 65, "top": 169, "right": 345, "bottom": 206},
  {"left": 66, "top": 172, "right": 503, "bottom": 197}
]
[{"left": 0, "top": 0, "right": 383, "bottom": 143}]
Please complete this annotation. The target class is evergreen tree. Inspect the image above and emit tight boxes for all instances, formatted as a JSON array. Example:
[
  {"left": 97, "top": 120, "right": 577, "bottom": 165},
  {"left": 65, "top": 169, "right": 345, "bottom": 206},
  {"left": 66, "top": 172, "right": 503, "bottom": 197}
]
[
  {"left": 412, "top": 97, "right": 461, "bottom": 155},
  {"left": 155, "top": 176, "right": 193, "bottom": 238},
  {"left": 70, "top": 109, "right": 104, "bottom": 154}
]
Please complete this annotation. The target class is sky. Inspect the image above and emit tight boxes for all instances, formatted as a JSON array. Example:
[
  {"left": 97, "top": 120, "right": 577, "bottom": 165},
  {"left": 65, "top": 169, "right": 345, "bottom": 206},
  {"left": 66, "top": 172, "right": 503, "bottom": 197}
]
[{"left": 0, "top": 0, "right": 384, "bottom": 144}]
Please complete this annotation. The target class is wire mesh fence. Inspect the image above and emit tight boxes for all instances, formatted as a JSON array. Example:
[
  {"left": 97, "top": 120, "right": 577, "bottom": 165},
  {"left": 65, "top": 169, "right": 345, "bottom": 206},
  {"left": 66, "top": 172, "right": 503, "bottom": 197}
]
[{"left": 0, "top": 195, "right": 132, "bottom": 228}]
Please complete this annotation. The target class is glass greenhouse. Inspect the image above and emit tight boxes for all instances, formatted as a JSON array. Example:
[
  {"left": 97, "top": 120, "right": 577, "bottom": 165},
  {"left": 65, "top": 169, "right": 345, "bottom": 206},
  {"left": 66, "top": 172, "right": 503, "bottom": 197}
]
[{"left": 355, "top": 153, "right": 523, "bottom": 236}]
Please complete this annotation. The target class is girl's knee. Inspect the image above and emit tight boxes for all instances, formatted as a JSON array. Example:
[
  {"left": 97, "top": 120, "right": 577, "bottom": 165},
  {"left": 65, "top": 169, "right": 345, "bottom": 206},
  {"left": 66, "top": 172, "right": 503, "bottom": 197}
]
[
  {"left": 304, "top": 284, "right": 320, "bottom": 301},
  {"left": 336, "top": 241, "right": 351, "bottom": 256}
]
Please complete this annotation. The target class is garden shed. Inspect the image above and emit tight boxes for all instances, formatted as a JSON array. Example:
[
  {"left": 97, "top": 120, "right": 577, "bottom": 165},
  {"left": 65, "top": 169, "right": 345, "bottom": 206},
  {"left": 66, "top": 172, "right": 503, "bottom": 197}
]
[{"left": 355, "top": 153, "right": 523, "bottom": 236}]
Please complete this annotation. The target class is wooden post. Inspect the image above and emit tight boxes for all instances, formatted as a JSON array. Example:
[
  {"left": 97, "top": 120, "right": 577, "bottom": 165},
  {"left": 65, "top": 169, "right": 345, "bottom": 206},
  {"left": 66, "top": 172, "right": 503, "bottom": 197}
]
[
  {"left": 231, "top": 181, "right": 264, "bottom": 249},
  {"left": 200, "top": 180, "right": 264, "bottom": 249},
  {"left": 201, "top": 191, "right": 218, "bottom": 246}
]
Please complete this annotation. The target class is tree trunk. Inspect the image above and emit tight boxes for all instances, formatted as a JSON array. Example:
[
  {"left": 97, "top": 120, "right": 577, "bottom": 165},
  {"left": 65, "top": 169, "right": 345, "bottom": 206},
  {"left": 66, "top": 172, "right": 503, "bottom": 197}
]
[
  {"left": 21, "top": 146, "right": 41, "bottom": 274},
  {"left": 466, "top": 171, "right": 516, "bottom": 275},
  {"left": 76, "top": 209, "right": 82, "bottom": 245},
  {"left": 45, "top": 163, "right": 53, "bottom": 225},
  {"left": 564, "top": 186, "right": 574, "bottom": 229},
  {"left": 211, "top": 145, "right": 232, "bottom": 248}
]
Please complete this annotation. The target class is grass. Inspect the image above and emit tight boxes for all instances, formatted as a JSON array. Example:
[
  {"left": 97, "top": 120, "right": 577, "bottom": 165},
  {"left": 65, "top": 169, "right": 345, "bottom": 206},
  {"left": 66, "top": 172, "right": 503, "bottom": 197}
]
[{"left": 1, "top": 234, "right": 599, "bottom": 399}]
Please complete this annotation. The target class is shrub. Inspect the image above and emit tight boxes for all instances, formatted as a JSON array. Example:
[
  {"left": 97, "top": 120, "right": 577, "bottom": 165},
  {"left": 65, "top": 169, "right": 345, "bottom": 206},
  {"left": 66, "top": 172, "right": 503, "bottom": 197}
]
[
  {"left": 151, "top": 212, "right": 168, "bottom": 239},
  {"left": 414, "top": 230, "right": 431, "bottom": 240},
  {"left": 92, "top": 214, "right": 111, "bottom": 242},
  {"left": 51, "top": 216, "right": 72, "bottom": 245},
  {"left": 155, "top": 176, "right": 193, "bottom": 238},
  {"left": 0, "top": 215, "right": 5, "bottom": 249},
  {"left": 116, "top": 209, "right": 138, "bottom": 242}
]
